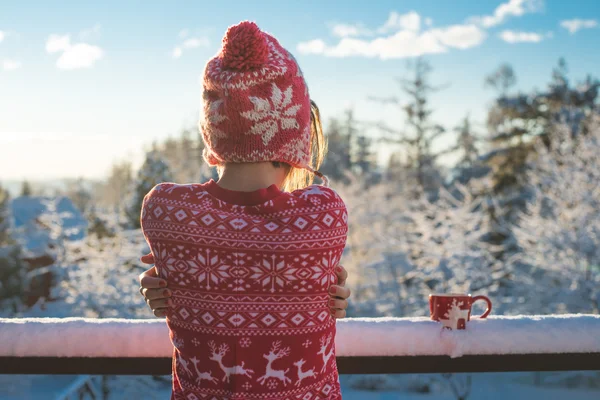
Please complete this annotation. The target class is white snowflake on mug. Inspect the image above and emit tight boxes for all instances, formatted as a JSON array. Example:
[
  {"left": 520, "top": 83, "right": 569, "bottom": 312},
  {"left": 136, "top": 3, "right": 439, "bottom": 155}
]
[{"left": 241, "top": 83, "right": 302, "bottom": 146}]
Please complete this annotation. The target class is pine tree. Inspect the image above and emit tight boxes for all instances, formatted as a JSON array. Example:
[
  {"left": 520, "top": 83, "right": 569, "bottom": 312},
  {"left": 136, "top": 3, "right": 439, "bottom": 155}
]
[
  {"left": 101, "top": 160, "right": 134, "bottom": 214},
  {"left": 451, "top": 115, "right": 481, "bottom": 168},
  {"left": 342, "top": 109, "right": 357, "bottom": 169},
  {"left": 20, "top": 181, "right": 32, "bottom": 197},
  {"left": 125, "top": 150, "right": 174, "bottom": 228},
  {"left": 370, "top": 57, "right": 446, "bottom": 191},
  {"left": 156, "top": 127, "right": 210, "bottom": 183},
  {"left": 0, "top": 184, "right": 27, "bottom": 312},
  {"left": 354, "top": 135, "right": 374, "bottom": 176},
  {"left": 66, "top": 178, "right": 93, "bottom": 214},
  {"left": 321, "top": 118, "right": 352, "bottom": 183},
  {"left": 0, "top": 185, "right": 11, "bottom": 245}
]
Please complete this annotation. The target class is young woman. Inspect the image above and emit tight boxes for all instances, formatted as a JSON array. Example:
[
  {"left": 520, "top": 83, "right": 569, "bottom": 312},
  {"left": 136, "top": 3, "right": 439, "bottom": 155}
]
[{"left": 140, "top": 21, "right": 348, "bottom": 399}]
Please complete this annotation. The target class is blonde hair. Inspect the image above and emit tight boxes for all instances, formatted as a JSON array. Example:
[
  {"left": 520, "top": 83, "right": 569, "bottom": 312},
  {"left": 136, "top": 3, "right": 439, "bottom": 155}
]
[{"left": 216, "top": 100, "right": 328, "bottom": 192}]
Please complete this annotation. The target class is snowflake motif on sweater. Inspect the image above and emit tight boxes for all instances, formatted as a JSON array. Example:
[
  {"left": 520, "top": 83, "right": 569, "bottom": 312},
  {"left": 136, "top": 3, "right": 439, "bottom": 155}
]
[{"left": 141, "top": 180, "right": 348, "bottom": 400}]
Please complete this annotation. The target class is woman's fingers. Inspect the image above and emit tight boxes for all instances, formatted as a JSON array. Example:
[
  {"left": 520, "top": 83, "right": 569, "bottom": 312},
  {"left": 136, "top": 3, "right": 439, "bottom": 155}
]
[
  {"left": 329, "top": 285, "right": 351, "bottom": 300},
  {"left": 153, "top": 309, "right": 168, "bottom": 318},
  {"left": 334, "top": 265, "right": 348, "bottom": 286},
  {"left": 147, "top": 297, "right": 172, "bottom": 310},
  {"left": 329, "top": 298, "right": 348, "bottom": 310},
  {"left": 331, "top": 309, "right": 346, "bottom": 319},
  {"left": 138, "top": 266, "right": 166, "bottom": 289},
  {"left": 141, "top": 288, "right": 172, "bottom": 301},
  {"left": 140, "top": 253, "right": 155, "bottom": 264}
]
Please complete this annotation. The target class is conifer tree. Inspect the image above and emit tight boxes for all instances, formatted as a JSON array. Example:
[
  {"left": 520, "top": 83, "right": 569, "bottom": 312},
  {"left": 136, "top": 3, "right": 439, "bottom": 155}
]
[
  {"left": 125, "top": 150, "right": 174, "bottom": 228},
  {"left": 20, "top": 181, "right": 32, "bottom": 197},
  {"left": 370, "top": 57, "right": 446, "bottom": 191}
]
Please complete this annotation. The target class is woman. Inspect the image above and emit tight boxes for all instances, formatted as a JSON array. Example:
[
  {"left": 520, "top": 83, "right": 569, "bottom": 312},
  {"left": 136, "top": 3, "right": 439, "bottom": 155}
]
[{"left": 139, "top": 21, "right": 350, "bottom": 399}]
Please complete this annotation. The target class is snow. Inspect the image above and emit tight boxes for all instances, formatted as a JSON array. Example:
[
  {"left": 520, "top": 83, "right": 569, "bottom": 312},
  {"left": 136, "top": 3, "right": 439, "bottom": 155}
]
[
  {"left": 337, "top": 315, "right": 600, "bottom": 358},
  {"left": 1, "top": 315, "right": 599, "bottom": 359},
  {"left": 10, "top": 196, "right": 87, "bottom": 257}
]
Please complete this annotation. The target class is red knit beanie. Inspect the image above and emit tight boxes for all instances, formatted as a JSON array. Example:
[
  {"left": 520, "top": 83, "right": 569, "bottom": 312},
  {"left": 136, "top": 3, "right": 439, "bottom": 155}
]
[{"left": 200, "top": 21, "right": 315, "bottom": 175}]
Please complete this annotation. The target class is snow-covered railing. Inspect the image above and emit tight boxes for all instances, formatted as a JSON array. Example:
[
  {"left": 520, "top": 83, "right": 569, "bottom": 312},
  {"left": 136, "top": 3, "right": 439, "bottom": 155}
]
[{"left": 1, "top": 315, "right": 599, "bottom": 375}]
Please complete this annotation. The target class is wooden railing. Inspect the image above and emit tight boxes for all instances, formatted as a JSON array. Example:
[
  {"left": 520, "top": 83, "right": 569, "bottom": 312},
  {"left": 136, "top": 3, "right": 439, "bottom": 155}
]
[
  {"left": 2, "top": 353, "right": 600, "bottom": 375},
  {"left": 1, "top": 315, "right": 599, "bottom": 375}
]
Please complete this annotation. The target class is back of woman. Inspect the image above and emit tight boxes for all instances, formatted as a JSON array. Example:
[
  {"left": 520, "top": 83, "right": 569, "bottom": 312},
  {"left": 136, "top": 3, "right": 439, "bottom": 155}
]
[
  {"left": 140, "top": 21, "right": 348, "bottom": 399},
  {"left": 142, "top": 181, "right": 347, "bottom": 399}
]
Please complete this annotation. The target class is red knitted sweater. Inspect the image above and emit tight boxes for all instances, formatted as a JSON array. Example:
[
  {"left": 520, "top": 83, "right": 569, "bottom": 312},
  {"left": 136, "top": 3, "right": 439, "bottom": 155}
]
[{"left": 141, "top": 180, "right": 348, "bottom": 399}]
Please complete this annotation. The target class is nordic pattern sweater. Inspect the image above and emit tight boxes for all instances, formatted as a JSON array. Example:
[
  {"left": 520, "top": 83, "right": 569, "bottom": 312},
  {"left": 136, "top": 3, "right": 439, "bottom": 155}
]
[{"left": 140, "top": 180, "right": 348, "bottom": 399}]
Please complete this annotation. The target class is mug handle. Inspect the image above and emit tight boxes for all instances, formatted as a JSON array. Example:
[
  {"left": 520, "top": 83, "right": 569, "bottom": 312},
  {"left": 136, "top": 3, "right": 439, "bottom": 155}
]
[{"left": 472, "top": 295, "right": 492, "bottom": 318}]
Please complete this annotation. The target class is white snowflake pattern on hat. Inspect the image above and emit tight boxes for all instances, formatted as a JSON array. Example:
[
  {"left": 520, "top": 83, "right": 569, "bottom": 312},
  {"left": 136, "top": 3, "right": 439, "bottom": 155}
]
[{"left": 241, "top": 83, "right": 302, "bottom": 146}]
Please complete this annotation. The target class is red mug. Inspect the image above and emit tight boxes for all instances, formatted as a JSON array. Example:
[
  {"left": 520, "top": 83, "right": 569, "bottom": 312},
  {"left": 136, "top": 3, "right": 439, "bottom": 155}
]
[{"left": 429, "top": 293, "right": 492, "bottom": 330}]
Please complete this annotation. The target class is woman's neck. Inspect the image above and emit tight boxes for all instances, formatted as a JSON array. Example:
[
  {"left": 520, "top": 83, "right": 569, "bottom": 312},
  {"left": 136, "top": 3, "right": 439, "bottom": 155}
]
[{"left": 217, "top": 162, "right": 286, "bottom": 192}]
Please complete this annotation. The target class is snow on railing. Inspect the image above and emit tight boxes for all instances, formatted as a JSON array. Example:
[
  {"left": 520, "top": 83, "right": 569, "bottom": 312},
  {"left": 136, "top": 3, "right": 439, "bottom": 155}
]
[{"left": 1, "top": 315, "right": 600, "bottom": 375}]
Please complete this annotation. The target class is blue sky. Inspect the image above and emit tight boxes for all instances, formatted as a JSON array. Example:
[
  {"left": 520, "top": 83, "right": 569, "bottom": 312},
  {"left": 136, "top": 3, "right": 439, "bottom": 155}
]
[{"left": 0, "top": 0, "right": 599, "bottom": 180}]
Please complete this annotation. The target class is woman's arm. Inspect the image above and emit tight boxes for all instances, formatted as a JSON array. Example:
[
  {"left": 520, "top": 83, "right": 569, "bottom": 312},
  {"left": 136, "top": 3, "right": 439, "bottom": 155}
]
[{"left": 138, "top": 253, "right": 351, "bottom": 318}]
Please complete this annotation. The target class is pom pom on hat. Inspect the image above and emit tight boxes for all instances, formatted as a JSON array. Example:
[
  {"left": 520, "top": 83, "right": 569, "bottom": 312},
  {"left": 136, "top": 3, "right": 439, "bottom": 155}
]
[{"left": 221, "top": 21, "right": 269, "bottom": 71}]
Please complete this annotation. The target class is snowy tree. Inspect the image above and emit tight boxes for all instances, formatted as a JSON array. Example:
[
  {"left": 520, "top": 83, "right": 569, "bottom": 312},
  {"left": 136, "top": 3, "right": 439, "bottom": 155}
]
[
  {"left": 485, "top": 59, "right": 599, "bottom": 193},
  {"left": 512, "top": 116, "right": 600, "bottom": 313},
  {"left": 125, "top": 150, "right": 173, "bottom": 228},
  {"left": 336, "top": 175, "right": 511, "bottom": 317}
]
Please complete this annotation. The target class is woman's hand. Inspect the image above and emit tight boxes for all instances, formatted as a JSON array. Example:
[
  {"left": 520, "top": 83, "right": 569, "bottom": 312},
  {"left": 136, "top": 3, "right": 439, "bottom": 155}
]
[
  {"left": 138, "top": 254, "right": 171, "bottom": 318},
  {"left": 329, "top": 265, "right": 351, "bottom": 318},
  {"left": 138, "top": 253, "right": 351, "bottom": 318}
]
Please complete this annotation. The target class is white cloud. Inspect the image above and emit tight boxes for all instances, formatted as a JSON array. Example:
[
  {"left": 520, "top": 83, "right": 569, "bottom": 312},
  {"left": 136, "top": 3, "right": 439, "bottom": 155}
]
[
  {"left": 434, "top": 24, "right": 488, "bottom": 49},
  {"left": 560, "top": 19, "right": 598, "bottom": 34},
  {"left": 46, "top": 34, "right": 103, "bottom": 70},
  {"left": 56, "top": 43, "right": 103, "bottom": 70},
  {"left": 182, "top": 37, "right": 209, "bottom": 48},
  {"left": 379, "top": 11, "right": 421, "bottom": 33},
  {"left": 179, "top": 29, "right": 190, "bottom": 39},
  {"left": 298, "top": 23, "right": 486, "bottom": 60},
  {"left": 3, "top": 59, "right": 21, "bottom": 71},
  {"left": 46, "top": 34, "right": 71, "bottom": 53},
  {"left": 330, "top": 23, "right": 371, "bottom": 38},
  {"left": 298, "top": 10, "right": 489, "bottom": 60},
  {"left": 297, "top": 39, "right": 327, "bottom": 55},
  {"left": 499, "top": 30, "right": 548, "bottom": 43},
  {"left": 471, "top": 0, "right": 543, "bottom": 28},
  {"left": 171, "top": 36, "right": 209, "bottom": 59},
  {"left": 0, "top": 30, "right": 4, "bottom": 43},
  {"left": 79, "top": 24, "right": 101, "bottom": 41}
]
